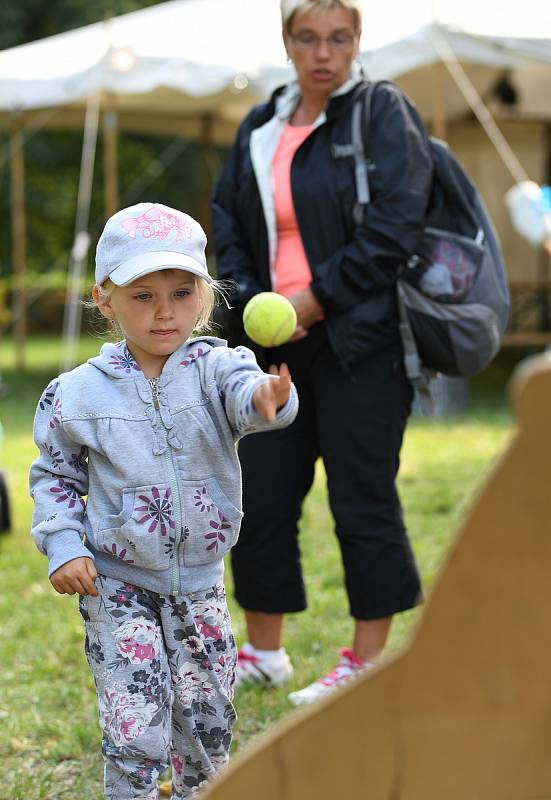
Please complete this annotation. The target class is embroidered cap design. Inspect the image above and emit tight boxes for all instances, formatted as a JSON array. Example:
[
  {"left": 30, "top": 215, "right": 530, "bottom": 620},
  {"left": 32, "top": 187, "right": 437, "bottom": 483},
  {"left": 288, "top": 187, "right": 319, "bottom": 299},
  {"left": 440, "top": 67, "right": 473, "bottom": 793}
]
[{"left": 121, "top": 206, "right": 194, "bottom": 242}]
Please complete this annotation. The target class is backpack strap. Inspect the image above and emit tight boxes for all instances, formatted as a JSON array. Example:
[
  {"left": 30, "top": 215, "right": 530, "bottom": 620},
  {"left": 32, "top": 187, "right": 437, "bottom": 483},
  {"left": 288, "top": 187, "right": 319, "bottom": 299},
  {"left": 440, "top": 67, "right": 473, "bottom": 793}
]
[
  {"left": 331, "top": 82, "right": 376, "bottom": 225},
  {"left": 396, "top": 282, "right": 434, "bottom": 415}
]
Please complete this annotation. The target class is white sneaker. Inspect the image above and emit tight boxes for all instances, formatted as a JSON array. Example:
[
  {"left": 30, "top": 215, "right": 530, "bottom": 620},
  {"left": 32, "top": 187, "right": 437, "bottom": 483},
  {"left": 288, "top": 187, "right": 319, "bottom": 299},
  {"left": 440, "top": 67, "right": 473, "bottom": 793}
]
[
  {"left": 288, "top": 648, "right": 375, "bottom": 706},
  {"left": 234, "top": 642, "right": 294, "bottom": 689}
]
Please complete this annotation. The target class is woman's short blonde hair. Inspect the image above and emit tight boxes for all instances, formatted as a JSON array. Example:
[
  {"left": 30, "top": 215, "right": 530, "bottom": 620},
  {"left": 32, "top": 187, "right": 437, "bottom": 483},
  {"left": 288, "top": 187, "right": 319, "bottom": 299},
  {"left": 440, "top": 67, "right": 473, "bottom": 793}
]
[
  {"left": 92, "top": 272, "right": 227, "bottom": 339},
  {"left": 280, "top": 0, "right": 362, "bottom": 33}
]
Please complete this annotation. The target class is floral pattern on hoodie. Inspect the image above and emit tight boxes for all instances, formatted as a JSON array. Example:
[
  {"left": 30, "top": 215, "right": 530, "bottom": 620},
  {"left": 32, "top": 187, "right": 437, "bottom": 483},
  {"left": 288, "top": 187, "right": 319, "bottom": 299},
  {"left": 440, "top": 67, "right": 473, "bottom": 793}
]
[{"left": 29, "top": 336, "right": 297, "bottom": 587}]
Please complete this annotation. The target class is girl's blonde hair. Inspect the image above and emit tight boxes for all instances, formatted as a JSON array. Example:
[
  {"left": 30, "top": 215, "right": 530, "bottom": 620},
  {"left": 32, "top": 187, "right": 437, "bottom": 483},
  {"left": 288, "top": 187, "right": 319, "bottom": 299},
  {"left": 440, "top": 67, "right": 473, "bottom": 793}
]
[
  {"left": 91, "top": 272, "right": 229, "bottom": 340},
  {"left": 280, "top": 0, "right": 362, "bottom": 33}
]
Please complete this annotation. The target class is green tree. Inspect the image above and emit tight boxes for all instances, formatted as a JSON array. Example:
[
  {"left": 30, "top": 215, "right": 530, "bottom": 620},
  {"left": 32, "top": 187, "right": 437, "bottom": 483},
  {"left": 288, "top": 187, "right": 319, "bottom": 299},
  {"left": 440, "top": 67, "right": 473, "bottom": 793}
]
[
  {"left": 0, "top": 1, "right": 224, "bottom": 333},
  {"left": 0, "top": 1, "right": 164, "bottom": 49}
]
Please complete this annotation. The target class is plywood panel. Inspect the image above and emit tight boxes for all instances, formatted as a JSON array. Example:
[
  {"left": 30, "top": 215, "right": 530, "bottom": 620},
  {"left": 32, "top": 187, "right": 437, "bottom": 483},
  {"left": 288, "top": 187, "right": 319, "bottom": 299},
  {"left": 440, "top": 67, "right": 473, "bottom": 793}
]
[{"left": 201, "top": 353, "right": 551, "bottom": 800}]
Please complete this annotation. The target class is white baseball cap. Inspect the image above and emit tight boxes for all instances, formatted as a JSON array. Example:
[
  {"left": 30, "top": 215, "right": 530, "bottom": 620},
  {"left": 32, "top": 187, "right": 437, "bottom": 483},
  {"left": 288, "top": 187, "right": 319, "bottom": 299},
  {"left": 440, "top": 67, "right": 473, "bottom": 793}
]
[{"left": 95, "top": 202, "right": 212, "bottom": 286}]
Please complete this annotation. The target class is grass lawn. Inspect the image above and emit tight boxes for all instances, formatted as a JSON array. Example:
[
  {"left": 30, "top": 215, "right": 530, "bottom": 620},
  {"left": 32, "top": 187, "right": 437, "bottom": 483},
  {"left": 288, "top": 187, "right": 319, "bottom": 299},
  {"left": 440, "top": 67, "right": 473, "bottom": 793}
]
[{"left": 0, "top": 335, "right": 519, "bottom": 799}]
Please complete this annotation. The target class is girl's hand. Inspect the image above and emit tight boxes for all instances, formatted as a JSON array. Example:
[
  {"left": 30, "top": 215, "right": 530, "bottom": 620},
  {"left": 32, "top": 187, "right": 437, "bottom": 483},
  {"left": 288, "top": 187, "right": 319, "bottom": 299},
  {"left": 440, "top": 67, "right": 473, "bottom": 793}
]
[
  {"left": 50, "top": 557, "right": 99, "bottom": 597},
  {"left": 253, "top": 363, "right": 292, "bottom": 422}
]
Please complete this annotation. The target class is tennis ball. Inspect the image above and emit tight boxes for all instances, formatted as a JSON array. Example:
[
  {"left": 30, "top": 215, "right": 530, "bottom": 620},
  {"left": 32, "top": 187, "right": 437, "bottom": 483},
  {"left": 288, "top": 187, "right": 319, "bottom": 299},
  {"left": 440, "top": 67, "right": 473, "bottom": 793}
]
[{"left": 243, "top": 292, "right": 297, "bottom": 347}]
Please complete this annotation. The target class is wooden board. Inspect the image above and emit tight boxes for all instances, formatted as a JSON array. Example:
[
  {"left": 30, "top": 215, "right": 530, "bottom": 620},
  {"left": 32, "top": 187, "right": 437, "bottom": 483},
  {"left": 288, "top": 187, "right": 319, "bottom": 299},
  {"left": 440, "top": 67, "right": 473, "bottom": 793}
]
[{"left": 201, "top": 353, "right": 551, "bottom": 800}]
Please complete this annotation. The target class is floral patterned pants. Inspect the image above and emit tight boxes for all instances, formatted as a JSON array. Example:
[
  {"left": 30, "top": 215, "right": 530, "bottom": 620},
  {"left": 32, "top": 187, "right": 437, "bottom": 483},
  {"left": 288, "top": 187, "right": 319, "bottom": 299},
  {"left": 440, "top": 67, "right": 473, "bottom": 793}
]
[{"left": 79, "top": 575, "right": 237, "bottom": 800}]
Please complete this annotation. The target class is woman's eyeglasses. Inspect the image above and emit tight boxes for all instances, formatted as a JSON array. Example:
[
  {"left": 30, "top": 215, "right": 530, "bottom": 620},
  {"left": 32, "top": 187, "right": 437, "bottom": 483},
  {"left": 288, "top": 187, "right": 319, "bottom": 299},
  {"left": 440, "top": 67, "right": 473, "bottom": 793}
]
[{"left": 288, "top": 31, "right": 357, "bottom": 52}]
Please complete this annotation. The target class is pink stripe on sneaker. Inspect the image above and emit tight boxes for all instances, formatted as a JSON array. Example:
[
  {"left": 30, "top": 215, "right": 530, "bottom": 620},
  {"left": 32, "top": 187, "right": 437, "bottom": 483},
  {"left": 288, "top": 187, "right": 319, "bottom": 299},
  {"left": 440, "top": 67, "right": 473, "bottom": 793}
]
[
  {"left": 237, "top": 649, "right": 258, "bottom": 664},
  {"left": 339, "top": 648, "right": 366, "bottom": 668}
]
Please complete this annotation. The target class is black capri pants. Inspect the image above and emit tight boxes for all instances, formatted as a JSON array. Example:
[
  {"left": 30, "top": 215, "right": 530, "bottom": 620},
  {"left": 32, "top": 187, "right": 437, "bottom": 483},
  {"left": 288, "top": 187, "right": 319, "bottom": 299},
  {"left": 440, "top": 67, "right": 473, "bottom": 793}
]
[{"left": 231, "top": 322, "right": 422, "bottom": 621}]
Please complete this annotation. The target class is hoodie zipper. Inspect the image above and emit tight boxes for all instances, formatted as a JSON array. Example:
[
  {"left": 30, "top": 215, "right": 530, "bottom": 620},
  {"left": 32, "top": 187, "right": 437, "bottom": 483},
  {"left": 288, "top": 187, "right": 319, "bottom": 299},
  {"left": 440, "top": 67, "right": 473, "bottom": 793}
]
[
  {"left": 149, "top": 377, "right": 183, "bottom": 595},
  {"left": 150, "top": 378, "right": 161, "bottom": 410}
]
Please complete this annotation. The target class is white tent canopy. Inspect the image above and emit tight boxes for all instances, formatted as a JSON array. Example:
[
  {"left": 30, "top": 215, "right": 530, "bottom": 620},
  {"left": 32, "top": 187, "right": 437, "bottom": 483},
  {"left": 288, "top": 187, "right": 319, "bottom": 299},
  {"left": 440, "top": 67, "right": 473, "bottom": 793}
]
[
  {"left": 0, "top": 0, "right": 550, "bottom": 141},
  {"left": 2, "top": 0, "right": 551, "bottom": 366}
]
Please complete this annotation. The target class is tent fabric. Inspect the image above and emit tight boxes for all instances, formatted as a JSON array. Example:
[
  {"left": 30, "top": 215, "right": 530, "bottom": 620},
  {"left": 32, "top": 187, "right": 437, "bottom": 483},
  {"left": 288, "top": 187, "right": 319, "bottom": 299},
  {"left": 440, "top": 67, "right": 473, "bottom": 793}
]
[{"left": 0, "top": 0, "right": 550, "bottom": 126}]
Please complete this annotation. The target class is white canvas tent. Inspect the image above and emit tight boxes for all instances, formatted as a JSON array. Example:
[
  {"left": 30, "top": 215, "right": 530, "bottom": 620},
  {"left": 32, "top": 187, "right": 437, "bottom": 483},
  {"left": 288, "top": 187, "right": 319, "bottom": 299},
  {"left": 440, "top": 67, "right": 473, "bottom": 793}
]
[
  {"left": 1, "top": 0, "right": 551, "bottom": 364},
  {"left": 0, "top": 0, "right": 550, "bottom": 139}
]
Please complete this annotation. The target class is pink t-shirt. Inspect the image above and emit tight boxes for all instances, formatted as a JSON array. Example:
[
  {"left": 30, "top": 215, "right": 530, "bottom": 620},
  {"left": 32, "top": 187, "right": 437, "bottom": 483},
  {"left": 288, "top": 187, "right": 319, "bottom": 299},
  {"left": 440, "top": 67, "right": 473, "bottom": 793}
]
[{"left": 272, "top": 123, "right": 314, "bottom": 298}]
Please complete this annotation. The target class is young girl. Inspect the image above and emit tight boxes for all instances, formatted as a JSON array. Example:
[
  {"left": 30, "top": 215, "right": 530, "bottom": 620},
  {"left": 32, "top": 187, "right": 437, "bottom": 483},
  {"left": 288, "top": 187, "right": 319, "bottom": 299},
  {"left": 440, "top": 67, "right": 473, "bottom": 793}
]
[{"left": 29, "top": 202, "right": 298, "bottom": 800}]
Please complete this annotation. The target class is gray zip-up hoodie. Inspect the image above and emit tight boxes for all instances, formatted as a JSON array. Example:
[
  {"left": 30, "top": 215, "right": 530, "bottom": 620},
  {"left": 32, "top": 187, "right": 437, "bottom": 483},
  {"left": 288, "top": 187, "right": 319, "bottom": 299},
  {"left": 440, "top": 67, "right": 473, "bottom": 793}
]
[{"left": 30, "top": 337, "right": 298, "bottom": 595}]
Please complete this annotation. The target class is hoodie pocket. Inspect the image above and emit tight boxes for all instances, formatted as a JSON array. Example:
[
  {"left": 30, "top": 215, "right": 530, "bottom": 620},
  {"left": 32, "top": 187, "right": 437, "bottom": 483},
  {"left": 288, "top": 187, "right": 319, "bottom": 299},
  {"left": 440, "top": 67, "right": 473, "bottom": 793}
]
[
  {"left": 179, "top": 477, "right": 243, "bottom": 567},
  {"left": 96, "top": 484, "right": 174, "bottom": 570}
]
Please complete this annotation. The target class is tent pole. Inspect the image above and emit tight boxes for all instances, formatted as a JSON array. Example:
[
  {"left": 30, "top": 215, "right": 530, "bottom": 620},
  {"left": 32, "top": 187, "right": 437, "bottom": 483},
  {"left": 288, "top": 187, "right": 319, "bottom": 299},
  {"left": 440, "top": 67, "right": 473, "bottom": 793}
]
[
  {"left": 538, "top": 123, "right": 551, "bottom": 328},
  {"left": 199, "top": 113, "right": 214, "bottom": 249},
  {"left": 61, "top": 92, "right": 100, "bottom": 373},
  {"left": 103, "top": 92, "right": 119, "bottom": 218},
  {"left": 432, "top": 61, "right": 447, "bottom": 140},
  {"left": 10, "top": 113, "right": 27, "bottom": 370}
]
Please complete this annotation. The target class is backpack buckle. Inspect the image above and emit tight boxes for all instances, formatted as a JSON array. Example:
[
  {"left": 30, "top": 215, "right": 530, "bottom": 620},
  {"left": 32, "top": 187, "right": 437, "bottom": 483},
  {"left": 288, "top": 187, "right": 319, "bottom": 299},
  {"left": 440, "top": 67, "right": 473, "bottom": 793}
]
[{"left": 331, "top": 143, "right": 362, "bottom": 159}]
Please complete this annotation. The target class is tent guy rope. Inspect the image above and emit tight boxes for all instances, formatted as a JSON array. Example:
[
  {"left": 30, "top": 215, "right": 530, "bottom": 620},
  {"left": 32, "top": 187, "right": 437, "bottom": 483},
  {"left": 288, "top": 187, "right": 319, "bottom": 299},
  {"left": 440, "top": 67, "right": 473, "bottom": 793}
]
[{"left": 431, "top": 28, "right": 530, "bottom": 185}]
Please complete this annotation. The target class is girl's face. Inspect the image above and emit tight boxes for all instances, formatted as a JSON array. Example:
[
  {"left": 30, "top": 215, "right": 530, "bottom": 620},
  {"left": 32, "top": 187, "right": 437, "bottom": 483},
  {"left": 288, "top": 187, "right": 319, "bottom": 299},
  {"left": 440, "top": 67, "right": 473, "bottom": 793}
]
[
  {"left": 284, "top": 6, "right": 360, "bottom": 99},
  {"left": 94, "top": 269, "right": 204, "bottom": 378}
]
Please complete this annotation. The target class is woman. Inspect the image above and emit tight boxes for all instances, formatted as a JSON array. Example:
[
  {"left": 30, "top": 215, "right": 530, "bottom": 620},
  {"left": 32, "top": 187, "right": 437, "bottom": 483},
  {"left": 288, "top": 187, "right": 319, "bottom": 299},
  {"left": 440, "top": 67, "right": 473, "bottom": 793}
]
[{"left": 212, "top": 0, "right": 433, "bottom": 706}]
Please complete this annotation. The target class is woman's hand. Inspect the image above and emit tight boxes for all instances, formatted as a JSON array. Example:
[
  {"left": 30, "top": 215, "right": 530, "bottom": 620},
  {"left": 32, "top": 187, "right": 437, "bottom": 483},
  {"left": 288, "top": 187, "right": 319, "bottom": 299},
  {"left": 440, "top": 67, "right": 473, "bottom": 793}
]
[
  {"left": 50, "top": 557, "right": 99, "bottom": 597},
  {"left": 287, "top": 289, "right": 324, "bottom": 340},
  {"left": 252, "top": 363, "right": 292, "bottom": 421}
]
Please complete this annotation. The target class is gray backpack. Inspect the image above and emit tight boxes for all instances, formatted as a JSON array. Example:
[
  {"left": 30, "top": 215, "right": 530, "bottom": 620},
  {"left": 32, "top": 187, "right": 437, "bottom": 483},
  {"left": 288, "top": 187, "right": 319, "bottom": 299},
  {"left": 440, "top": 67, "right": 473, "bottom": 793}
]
[{"left": 335, "top": 82, "right": 510, "bottom": 405}]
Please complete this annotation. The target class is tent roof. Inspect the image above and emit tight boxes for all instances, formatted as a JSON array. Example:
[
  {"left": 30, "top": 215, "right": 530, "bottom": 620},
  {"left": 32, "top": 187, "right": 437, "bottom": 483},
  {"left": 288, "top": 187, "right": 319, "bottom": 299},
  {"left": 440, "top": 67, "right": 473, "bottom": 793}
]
[{"left": 0, "top": 0, "right": 550, "bottom": 139}]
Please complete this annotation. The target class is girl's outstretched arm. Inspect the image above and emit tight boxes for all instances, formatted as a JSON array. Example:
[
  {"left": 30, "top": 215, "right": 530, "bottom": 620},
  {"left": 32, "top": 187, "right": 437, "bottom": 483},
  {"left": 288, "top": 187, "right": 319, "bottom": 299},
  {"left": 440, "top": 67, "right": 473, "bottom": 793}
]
[
  {"left": 205, "top": 345, "right": 297, "bottom": 437},
  {"left": 252, "top": 363, "right": 292, "bottom": 422}
]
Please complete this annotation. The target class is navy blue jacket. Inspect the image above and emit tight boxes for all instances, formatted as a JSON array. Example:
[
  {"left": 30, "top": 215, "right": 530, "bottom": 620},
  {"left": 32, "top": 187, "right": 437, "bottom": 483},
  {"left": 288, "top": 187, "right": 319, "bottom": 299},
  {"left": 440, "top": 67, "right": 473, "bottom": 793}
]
[{"left": 212, "top": 81, "right": 434, "bottom": 368}]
